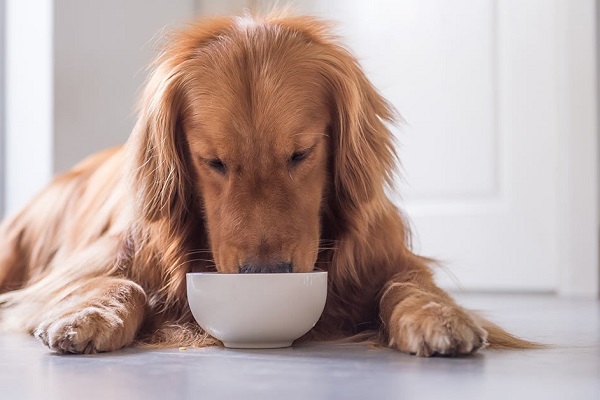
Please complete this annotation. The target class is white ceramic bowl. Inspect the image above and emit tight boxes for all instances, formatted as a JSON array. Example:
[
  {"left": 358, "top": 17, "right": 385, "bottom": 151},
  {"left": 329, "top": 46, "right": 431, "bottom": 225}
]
[{"left": 186, "top": 271, "right": 328, "bottom": 349}]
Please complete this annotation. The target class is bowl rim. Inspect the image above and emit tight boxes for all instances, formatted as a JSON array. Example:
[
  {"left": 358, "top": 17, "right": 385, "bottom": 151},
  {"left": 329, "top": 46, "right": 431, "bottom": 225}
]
[{"left": 186, "top": 270, "right": 327, "bottom": 277}]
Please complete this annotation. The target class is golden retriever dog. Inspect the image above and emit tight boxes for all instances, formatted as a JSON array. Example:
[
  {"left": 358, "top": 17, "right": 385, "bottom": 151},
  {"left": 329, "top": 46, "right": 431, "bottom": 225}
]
[{"left": 0, "top": 14, "right": 537, "bottom": 356}]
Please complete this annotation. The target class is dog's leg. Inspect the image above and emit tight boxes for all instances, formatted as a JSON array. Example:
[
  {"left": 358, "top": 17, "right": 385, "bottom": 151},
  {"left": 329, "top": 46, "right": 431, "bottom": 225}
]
[
  {"left": 378, "top": 255, "right": 487, "bottom": 357},
  {"left": 33, "top": 277, "right": 146, "bottom": 354}
]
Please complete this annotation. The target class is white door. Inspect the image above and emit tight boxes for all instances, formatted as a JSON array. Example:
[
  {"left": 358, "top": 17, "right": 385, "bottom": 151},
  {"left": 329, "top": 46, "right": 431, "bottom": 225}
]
[{"left": 284, "top": 0, "right": 598, "bottom": 295}]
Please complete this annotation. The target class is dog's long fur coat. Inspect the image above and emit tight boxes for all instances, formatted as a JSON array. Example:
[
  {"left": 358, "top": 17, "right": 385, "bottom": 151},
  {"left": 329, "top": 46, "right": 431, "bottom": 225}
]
[{"left": 0, "top": 14, "right": 537, "bottom": 355}]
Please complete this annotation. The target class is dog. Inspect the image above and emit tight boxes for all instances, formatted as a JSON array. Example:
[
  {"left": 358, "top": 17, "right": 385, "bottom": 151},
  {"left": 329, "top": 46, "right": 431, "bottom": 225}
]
[{"left": 0, "top": 14, "right": 537, "bottom": 356}]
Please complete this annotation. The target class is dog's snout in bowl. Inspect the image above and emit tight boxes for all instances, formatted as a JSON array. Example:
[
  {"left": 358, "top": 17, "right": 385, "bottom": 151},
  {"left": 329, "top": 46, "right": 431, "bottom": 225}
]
[{"left": 239, "top": 262, "right": 293, "bottom": 274}]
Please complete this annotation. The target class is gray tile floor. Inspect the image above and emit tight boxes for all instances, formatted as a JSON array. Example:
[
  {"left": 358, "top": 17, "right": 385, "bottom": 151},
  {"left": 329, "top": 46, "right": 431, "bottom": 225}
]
[{"left": 1, "top": 294, "right": 599, "bottom": 400}]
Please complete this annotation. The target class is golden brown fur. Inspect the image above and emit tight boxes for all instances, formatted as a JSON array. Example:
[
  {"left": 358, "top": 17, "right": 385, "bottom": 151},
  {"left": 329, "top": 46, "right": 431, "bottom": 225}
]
[{"left": 0, "top": 14, "right": 539, "bottom": 355}]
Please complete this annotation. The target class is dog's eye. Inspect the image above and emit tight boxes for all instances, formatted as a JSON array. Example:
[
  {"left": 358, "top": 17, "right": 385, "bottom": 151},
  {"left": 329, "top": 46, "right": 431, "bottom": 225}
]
[
  {"left": 206, "top": 158, "right": 226, "bottom": 174},
  {"left": 289, "top": 149, "right": 311, "bottom": 166}
]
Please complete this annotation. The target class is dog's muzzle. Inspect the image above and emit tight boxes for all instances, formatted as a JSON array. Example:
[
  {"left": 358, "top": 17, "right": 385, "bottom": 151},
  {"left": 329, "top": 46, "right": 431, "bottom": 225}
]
[{"left": 239, "top": 262, "right": 293, "bottom": 274}]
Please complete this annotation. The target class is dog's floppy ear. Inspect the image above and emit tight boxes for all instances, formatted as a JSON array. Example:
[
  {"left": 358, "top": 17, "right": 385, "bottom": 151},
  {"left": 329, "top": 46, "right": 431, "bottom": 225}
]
[
  {"left": 318, "top": 42, "right": 399, "bottom": 224},
  {"left": 271, "top": 14, "right": 399, "bottom": 229},
  {"left": 127, "top": 18, "right": 234, "bottom": 222},
  {"left": 128, "top": 61, "right": 185, "bottom": 222}
]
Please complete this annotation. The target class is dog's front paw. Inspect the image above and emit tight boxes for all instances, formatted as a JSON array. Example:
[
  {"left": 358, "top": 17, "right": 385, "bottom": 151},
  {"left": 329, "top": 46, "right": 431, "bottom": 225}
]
[
  {"left": 388, "top": 299, "right": 488, "bottom": 357},
  {"left": 34, "top": 306, "right": 126, "bottom": 354}
]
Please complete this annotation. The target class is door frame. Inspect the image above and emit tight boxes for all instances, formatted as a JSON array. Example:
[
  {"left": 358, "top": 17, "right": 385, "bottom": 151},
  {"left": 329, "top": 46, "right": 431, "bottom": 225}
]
[
  {"left": 0, "top": 0, "right": 5, "bottom": 217},
  {"left": 556, "top": 0, "right": 598, "bottom": 297}
]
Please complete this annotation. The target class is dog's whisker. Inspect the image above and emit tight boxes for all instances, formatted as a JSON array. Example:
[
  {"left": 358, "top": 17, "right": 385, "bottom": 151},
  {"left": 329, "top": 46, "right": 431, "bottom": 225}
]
[
  {"left": 184, "top": 250, "right": 213, "bottom": 256},
  {"left": 173, "top": 258, "right": 216, "bottom": 270}
]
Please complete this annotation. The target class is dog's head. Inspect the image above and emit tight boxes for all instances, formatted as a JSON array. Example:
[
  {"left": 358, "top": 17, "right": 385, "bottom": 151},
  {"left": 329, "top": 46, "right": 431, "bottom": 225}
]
[{"left": 130, "top": 15, "right": 397, "bottom": 274}]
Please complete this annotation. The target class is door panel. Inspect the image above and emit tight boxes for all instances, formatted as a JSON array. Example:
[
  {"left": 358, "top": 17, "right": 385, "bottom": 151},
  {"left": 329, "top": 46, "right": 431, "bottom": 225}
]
[{"left": 291, "top": 0, "right": 562, "bottom": 291}]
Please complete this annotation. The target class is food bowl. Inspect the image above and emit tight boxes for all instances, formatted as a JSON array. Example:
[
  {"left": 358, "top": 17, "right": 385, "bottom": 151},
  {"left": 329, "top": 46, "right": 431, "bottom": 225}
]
[{"left": 186, "top": 271, "right": 328, "bottom": 349}]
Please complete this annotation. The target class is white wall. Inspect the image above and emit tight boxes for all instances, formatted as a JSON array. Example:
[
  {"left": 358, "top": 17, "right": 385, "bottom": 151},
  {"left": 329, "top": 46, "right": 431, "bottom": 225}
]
[
  {"left": 3, "top": 0, "right": 195, "bottom": 215},
  {"left": 195, "top": 0, "right": 248, "bottom": 15},
  {"left": 53, "top": 0, "right": 194, "bottom": 172}
]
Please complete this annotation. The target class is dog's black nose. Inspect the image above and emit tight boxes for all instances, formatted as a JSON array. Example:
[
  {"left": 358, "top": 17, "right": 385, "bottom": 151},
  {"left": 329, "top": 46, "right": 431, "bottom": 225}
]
[{"left": 239, "top": 262, "right": 293, "bottom": 274}]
